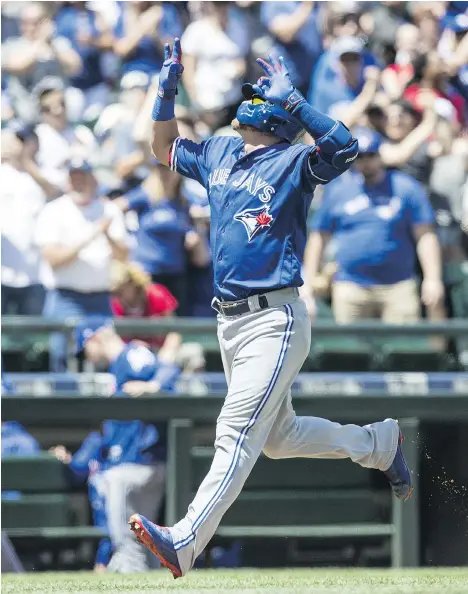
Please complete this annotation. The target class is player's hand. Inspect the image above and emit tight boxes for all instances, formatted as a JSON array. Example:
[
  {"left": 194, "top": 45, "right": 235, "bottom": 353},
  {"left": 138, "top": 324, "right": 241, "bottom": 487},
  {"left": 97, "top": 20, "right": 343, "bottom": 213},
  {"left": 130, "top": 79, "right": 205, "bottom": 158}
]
[
  {"left": 421, "top": 278, "right": 445, "bottom": 309},
  {"left": 49, "top": 445, "right": 72, "bottom": 464},
  {"left": 255, "top": 55, "right": 295, "bottom": 106},
  {"left": 158, "top": 38, "right": 184, "bottom": 100}
]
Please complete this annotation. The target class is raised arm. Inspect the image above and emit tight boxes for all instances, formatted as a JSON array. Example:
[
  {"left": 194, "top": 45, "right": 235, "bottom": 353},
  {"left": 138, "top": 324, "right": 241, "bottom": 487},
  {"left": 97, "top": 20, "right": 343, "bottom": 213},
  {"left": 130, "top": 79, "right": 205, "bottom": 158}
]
[
  {"left": 256, "top": 55, "right": 358, "bottom": 185},
  {"left": 150, "top": 38, "right": 184, "bottom": 165}
]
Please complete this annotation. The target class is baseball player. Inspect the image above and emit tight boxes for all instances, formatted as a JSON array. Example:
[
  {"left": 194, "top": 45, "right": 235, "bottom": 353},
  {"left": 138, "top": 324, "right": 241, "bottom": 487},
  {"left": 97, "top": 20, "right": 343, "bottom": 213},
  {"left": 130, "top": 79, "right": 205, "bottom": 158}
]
[
  {"left": 129, "top": 39, "right": 413, "bottom": 579},
  {"left": 73, "top": 318, "right": 184, "bottom": 571},
  {"left": 51, "top": 431, "right": 113, "bottom": 572},
  {"left": 76, "top": 317, "right": 182, "bottom": 397}
]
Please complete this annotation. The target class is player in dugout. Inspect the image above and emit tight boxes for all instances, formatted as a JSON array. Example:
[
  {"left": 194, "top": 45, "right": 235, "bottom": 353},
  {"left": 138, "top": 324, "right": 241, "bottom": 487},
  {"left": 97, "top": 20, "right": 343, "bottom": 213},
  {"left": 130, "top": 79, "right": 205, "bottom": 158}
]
[{"left": 128, "top": 39, "right": 413, "bottom": 579}]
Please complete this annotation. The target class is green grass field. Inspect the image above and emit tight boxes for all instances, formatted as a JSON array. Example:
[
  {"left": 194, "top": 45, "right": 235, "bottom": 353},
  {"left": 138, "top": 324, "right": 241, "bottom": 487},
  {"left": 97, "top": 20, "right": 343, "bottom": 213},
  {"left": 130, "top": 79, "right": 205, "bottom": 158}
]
[{"left": 3, "top": 569, "right": 468, "bottom": 594}]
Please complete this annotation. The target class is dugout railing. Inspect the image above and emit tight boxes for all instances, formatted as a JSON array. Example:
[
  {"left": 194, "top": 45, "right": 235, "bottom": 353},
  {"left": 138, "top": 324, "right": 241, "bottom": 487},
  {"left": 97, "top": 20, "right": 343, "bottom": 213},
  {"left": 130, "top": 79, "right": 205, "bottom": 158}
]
[
  {"left": 3, "top": 393, "right": 468, "bottom": 568},
  {"left": 3, "top": 317, "right": 468, "bottom": 372}
]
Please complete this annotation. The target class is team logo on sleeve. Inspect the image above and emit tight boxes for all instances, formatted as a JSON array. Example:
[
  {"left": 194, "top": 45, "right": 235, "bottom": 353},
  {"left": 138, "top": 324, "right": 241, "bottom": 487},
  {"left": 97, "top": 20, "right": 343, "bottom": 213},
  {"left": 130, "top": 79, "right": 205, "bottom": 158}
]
[{"left": 234, "top": 205, "right": 273, "bottom": 241}]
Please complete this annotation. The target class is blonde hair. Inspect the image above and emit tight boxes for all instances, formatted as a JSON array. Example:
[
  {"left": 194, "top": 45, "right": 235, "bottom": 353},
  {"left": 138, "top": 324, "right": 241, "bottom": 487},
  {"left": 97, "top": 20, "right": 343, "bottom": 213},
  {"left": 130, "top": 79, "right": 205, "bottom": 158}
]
[{"left": 110, "top": 261, "right": 151, "bottom": 293}]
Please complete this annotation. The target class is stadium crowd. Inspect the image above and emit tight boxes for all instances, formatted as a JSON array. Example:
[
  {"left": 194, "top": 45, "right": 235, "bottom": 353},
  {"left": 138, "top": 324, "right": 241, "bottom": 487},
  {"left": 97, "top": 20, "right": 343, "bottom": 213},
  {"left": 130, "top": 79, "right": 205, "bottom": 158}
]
[{"left": 1, "top": 0, "right": 468, "bottom": 350}]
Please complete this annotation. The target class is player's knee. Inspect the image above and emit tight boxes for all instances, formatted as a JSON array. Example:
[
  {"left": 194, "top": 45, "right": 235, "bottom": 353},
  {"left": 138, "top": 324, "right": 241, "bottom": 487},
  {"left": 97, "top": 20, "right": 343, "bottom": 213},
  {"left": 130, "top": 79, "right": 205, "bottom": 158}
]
[{"left": 262, "top": 442, "right": 284, "bottom": 460}]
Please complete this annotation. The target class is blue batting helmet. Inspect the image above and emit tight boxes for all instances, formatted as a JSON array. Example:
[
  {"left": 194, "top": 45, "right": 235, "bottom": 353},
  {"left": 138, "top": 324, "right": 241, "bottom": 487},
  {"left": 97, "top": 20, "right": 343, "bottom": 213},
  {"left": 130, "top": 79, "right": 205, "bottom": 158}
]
[{"left": 236, "top": 83, "right": 304, "bottom": 144}]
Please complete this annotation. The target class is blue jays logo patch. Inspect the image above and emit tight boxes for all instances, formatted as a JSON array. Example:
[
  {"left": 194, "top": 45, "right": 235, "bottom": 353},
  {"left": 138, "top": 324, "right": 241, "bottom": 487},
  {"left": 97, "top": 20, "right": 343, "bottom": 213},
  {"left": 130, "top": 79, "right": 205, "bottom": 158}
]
[{"left": 234, "top": 205, "right": 273, "bottom": 241}]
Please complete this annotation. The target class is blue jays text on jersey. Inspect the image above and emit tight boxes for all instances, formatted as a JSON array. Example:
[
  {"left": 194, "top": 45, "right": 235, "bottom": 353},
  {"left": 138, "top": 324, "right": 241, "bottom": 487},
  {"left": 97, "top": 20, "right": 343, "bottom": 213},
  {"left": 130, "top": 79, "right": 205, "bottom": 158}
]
[{"left": 169, "top": 136, "right": 348, "bottom": 301}]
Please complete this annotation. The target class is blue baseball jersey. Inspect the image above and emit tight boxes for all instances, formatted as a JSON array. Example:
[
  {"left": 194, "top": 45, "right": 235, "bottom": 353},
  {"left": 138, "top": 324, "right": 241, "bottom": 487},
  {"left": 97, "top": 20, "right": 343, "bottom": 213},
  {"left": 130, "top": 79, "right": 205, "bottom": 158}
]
[
  {"left": 109, "top": 343, "right": 181, "bottom": 394},
  {"left": 70, "top": 420, "right": 162, "bottom": 470},
  {"left": 1, "top": 422, "right": 40, "bottom": 457},
  {"left": 170, "top": 136, "right": 345, "bottom": 301},
  {"left": 125, "top": 185, "right": 191, "bottom": 276},
  {"left": 311, "top": 170, "right": 435, "bottom": 286}
]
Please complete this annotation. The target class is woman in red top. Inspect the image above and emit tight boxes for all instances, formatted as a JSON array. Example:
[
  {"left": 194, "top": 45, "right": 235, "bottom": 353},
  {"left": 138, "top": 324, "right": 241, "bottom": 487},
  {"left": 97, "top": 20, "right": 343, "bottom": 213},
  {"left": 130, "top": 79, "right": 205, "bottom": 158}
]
[
  {"left": 111, "top": 261, "right": 178, "bottom": 318},
  {"left": 111, "top": 261, "right": 178, "bottom": 347}
]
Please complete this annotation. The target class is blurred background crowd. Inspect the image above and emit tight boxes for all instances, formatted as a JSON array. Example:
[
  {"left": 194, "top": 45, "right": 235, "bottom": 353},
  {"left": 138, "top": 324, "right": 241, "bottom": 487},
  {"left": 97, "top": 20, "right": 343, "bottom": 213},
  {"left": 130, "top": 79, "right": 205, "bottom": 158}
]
[{"left": 1, "top": 0, "right": 468, "bottom": 360}]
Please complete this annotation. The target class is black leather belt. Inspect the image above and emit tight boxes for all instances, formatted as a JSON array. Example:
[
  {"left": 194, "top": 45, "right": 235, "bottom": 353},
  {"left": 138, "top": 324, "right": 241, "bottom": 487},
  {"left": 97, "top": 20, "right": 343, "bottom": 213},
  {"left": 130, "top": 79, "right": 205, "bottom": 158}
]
[{"left": 212, "top": 294, "right": 269, "bottom": 317}]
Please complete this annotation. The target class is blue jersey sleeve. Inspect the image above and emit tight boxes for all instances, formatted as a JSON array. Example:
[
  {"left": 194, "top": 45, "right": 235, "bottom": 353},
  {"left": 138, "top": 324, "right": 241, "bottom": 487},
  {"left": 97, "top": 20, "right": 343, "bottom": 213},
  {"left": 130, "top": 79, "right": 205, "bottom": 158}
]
[
  {"left": 69, "top": 432, "right": 103, "bottom": 479},
  {"left": 169, "top": 136, "right": 240, "bottom": 188},
  {"left": 405, "top": 178, "right": 435, "bottom": 226},
  {"left": 169, "top": 137, "right": 210, "bottom": 185}
]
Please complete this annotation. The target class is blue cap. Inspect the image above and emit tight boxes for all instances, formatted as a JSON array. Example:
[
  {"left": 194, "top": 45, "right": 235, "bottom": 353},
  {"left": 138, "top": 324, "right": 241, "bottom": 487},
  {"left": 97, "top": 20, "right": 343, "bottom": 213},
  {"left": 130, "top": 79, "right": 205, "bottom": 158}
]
[
  {"left": 353, "top": 127, "right": 383, "bottom": 154},
  {"left": 68, "top": 157, "right": 93, "bottom": 173},
  {"left": 74, "top": 317, "right": 113, "bottom": 354}
]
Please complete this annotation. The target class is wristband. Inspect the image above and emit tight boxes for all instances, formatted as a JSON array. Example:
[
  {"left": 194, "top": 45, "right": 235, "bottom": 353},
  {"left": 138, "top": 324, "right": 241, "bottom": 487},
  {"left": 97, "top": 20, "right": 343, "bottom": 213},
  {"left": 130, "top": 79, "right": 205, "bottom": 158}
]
[
  {"left": 280, "top": 89, "right": 306, "bottom": 114},
  {"left": 152, "top": 91, "right": 175, "bottom": 122}
]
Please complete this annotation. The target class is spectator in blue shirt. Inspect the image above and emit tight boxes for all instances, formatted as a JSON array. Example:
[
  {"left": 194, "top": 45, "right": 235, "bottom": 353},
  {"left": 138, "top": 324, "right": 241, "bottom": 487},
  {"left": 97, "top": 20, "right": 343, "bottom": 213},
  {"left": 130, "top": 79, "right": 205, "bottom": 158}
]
[
  {"left": 309, "top": 36, "right": 379, "bottom": 118},
  {"left": 302, "top": 127, "right": 445, "bottom": 324},
  {"left": 114, "top": 2, "right": 182, "bottom": 78},
  {"left": 260, "top": 1, "right": 322, "bottom": 95},
  {"left": 114, "top": 163, "right": 210, "bottom": 316},
  {"left": 54, "top": 2, "right": 111, "bottom": 123}
]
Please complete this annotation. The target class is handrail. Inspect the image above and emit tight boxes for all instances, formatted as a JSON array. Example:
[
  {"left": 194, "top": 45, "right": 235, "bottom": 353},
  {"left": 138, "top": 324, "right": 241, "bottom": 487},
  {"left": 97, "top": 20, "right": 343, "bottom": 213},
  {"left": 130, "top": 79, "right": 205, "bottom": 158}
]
[{"left": 2, "top": 316, "right": 468, "bottom": 337}]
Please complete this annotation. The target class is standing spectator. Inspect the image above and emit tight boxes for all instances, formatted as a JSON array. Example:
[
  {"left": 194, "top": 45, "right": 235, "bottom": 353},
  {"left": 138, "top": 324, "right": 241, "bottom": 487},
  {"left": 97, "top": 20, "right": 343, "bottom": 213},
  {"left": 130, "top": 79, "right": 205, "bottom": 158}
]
[
  {"left": 1, "top": 2, "right": 82, "bottom": 123},
  {"left": 309, "top": 36, "right": 380, "bottom": 118},
  {"left": 380, "top": 23, "right": 422, "bottom": 101},
  {"left": 35, "top": 77, "right": 98, "bottom": 190},
  {"left": 181, "top": 2, "right": 250, "bottom": 129},
  {"left": 402, "top": 51, "right": 466, "bottom": 125},
  {"left": 114, "top": 163, "right": 210, "bottom": 316},
  {"left": 1, "top": 129, "right": 49, "bottom": 315},
  {"left": 114, "top": 2, "right": 182, "bottom": 78},
  {"left": 380, "top": 99, "right": 438, "bottom": 188},
  {"left": 364, "top": 1, "right": 410, "bottom": 62},
  {"left": 35, "top": 158, "right": 129, "bottom": 371},
  {"left": 54, "top": 2, "right": 112, "bottom": 123},
  {"left": 439, "top": 13, "right": 468, "bottom": 104},
  {"left": 302, "top": 128, "right": 444, "bottom": 323},
  {"left": 260, "top": 1, "right": 322, "bottom": 96}
]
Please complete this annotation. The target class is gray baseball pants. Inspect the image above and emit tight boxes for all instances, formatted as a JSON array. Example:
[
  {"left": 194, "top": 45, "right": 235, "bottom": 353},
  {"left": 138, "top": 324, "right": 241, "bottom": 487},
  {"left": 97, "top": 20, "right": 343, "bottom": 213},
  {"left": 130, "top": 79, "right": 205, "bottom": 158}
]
[
  {"left": 105, "top": 462, "right": 166, "bottom": 573},
  {"left": 170, "top": 288, "right": 399, "bottom": 575}
]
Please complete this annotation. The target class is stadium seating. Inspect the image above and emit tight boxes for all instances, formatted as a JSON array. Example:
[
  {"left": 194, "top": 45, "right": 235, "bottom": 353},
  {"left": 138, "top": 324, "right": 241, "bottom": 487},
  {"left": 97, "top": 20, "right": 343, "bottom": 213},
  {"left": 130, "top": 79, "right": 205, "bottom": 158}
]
[{"left": 1, "top": 454, "right": 105, "bottom": 570}]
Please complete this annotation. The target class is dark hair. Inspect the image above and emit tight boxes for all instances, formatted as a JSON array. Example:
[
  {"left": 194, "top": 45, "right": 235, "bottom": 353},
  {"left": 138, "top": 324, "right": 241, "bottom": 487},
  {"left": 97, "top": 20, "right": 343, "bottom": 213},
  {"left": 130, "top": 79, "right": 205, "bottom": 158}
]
[
  {"left": 393, "top": 99, "right": 421, "bottom": 122},
  {"left": 404, "top": 53, "right": 428, "bottom": 89}
]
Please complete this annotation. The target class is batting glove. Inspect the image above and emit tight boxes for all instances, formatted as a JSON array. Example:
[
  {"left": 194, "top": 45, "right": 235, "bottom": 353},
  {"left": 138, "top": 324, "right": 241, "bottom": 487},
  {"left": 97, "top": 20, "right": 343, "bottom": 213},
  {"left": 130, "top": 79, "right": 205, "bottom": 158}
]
[
  {"left": 255, "top": 55, "right": 305, "bottom": 113},
  {"left": 158, "top": 38, "right": 184, "bottom": 100}
]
